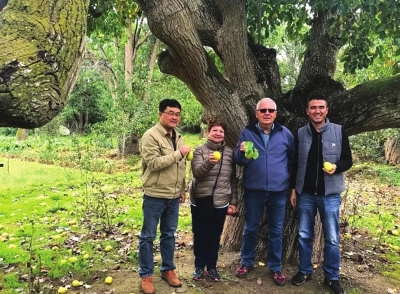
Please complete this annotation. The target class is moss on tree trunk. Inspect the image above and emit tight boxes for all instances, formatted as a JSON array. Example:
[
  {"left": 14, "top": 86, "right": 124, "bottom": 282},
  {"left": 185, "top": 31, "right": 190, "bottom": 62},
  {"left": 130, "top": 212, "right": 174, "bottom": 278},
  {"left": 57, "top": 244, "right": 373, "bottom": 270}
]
[{"left": 0, "top": 0, "right": 89, "bottom": 128}]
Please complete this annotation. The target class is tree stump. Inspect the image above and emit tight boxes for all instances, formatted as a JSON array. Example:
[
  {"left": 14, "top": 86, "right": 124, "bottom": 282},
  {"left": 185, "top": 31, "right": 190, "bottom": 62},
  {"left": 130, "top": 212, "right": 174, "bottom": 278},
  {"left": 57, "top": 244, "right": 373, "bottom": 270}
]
[
  {"left": 384, "top": 138, "right": 400, "bottom": 165},
  {"left": 15, "top": 128, "right": 28, "bottom": 141},
  {"left": 119, "top": 133, "right": 140, "bottom": 155}
]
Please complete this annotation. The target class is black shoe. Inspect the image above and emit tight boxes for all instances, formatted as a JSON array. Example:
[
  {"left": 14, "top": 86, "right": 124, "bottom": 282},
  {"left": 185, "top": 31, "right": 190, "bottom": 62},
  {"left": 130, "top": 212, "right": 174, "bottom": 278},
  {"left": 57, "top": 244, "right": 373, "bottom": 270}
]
[
  {"left": 208, "top": 269, "right": 220, "bottom": 282},
  {"left": 292, "top": 271, "right": 312, "bottom": 286},
  {"left": 324, "top": 278, "right": 344, "bottom": 294},
  {"left": 192, "top": 268, "right": 205, "bottom": 281}
]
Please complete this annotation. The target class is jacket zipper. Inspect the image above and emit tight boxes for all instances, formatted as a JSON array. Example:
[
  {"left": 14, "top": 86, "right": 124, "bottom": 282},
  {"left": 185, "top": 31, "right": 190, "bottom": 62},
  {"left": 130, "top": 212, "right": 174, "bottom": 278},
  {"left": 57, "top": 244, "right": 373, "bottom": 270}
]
[
  {"left": 315, "top": 133, "right": 321, "bottom": 195},
  {"left": 172, "top": 136, "right": 179, "bottom": 196}
]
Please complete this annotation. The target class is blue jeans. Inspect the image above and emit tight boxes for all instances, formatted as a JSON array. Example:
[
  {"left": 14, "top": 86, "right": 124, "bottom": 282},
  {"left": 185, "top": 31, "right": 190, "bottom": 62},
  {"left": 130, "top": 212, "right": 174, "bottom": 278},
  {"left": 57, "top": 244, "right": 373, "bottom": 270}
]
[
  {"left": 139, "top": 195, "right": 180, "bottom": 278},
  {"left": 191, "top": 205, "right": 228, "bottom": 270},
  {"left": 297, "top": 192, "right": 341, "bottom": 280},
  {"left": 240, "top": 189, "right": 287, "bottom": 272}
]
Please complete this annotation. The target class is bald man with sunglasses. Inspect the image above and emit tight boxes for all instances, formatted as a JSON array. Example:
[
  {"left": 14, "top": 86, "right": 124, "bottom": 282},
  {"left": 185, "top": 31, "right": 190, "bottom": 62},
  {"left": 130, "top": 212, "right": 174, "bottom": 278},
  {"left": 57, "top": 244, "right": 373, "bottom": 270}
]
[{"left": 234, "top": 98, "right": 295, "bottom": 286}]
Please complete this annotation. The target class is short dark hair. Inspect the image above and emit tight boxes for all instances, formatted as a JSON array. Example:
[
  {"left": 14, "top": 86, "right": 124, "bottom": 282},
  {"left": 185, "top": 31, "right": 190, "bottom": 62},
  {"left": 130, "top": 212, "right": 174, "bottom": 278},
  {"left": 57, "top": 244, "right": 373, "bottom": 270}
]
[
  {"left": 207, "top": 118, "right": 227, "bottom": 132},
  {"left": 159, "top": 99, "right": 182, "bottom": 112},
  {"left": 307, "top": 95, "right": 329, "bottom": 108}
]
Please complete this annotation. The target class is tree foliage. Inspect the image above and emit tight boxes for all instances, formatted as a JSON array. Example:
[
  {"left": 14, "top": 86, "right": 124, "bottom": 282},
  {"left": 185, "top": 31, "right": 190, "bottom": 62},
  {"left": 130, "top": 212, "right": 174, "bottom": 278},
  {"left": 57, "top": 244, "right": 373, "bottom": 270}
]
[
  {"left": 87, "top": 0, "right": 140, "bottom": 39},
  {"left": 64, "top": 67, "right": 113, "bottom": 132},
  {"left": 247, "top": 0, "right": 400, "bottom": 74}
]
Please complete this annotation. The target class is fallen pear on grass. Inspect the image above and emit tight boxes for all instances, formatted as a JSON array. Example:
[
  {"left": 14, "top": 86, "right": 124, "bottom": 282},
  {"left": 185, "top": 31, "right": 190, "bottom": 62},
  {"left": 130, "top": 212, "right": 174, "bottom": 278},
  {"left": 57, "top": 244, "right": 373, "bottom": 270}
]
[
  {"left": 343, "top": 233, "right": 351, "bottom": 239},
  {"left": 72, "top": 280, "right": 83, "bottom": 287},
  {"left": 105, "top": 276, "right": 113, "bottom": 284},
  {"left": 58, "top": 287, "right": 68, "bottom": 294}
]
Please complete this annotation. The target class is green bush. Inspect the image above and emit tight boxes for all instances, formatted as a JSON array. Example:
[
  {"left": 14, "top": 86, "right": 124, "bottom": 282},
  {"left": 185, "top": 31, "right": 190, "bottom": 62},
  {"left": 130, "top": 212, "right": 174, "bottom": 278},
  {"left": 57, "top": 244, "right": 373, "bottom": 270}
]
[{"left": 350, "top": 129, "right": 400, "bottom": 161}]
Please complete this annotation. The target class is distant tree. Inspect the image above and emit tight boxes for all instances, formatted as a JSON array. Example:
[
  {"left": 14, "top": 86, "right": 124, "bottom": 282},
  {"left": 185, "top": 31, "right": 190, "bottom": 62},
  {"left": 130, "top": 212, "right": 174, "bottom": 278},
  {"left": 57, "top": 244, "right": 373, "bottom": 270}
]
[{"left": 62, "top": 67, "right": 113, "bottom": 133}]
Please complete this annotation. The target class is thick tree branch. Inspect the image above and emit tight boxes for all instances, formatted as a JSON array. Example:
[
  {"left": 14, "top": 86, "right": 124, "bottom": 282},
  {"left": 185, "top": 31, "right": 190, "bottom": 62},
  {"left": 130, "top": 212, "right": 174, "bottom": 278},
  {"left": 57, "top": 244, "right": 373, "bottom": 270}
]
[
  {"left": 331, "top": 75, "right": 400, "bottom": 135},
  {"left": 213, "top": 0, "right": 264, "bottom": 98},
  {"left": 136, "top": 0, "right": 252, "bottom": 144},
  {"left": 296, "top": 11, "right": 340, "bottom": 87},
  {"left": 281, "top": 75, "right": 400, "bottom": 135}
]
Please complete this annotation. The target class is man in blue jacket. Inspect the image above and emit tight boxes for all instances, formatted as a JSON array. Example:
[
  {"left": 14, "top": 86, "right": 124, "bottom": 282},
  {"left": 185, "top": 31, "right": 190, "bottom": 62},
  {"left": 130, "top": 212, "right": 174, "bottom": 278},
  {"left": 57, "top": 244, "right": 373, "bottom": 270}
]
[{"left": 234, "top": 98, "right": 295, "bottom": 286}]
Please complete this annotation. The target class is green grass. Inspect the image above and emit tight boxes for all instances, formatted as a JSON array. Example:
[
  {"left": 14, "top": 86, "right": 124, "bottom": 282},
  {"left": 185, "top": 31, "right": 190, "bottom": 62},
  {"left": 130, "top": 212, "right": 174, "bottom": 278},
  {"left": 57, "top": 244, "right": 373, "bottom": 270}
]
[
  {"left": 342, "top": 161, "right": 400, "bottom": 269},
  {"left": 0, "top": 157, "right": 147, "bottom": 292},
  {"left": 0, "top": 134, "right": 202, "bottom": 293}
]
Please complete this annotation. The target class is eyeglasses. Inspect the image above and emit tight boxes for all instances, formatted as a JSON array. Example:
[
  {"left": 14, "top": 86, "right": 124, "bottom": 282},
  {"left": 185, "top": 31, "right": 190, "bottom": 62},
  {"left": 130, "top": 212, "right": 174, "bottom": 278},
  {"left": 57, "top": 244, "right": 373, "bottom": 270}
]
[
  {"left": 162, "top": 111, "right": 181, "bottom": 118},
  {"left": 256, "top": 108, "right": 276, "bottom": 114}
]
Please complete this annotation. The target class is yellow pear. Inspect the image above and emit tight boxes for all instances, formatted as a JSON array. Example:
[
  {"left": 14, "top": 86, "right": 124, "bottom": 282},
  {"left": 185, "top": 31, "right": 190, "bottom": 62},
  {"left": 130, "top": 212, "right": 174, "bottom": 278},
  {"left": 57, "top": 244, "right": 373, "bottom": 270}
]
[
  {"left": 72, "top": 280, "right": 82, "bottom": 287},
  {"left": 105, "top": 276, "right": 113, "bottom": 284},
  {"left": 186, "top": 151, "right": 194, "bottom": 161},
  {"left": 58, "top": 287, "right": 68, "bottom": 294},
  {"left": 323, "top": 162, "right": 334, "bottom": 172},
  {"left": 213, "top": 151, "right": 221, "bottom": 161}
]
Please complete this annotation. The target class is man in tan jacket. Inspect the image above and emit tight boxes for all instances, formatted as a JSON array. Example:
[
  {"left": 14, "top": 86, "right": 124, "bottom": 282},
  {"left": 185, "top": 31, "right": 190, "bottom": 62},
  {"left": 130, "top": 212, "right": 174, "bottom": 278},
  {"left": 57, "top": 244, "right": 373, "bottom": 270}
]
[{"left": 139, "top": 99, "right": 191, "bottom": 294}]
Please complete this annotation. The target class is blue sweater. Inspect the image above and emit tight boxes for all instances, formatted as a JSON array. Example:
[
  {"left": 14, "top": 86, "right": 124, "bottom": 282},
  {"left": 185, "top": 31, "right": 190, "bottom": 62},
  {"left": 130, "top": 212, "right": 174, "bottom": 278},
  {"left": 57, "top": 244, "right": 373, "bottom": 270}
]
[{"left": 234, "top": 121, "right": 295, "bottom": 192}]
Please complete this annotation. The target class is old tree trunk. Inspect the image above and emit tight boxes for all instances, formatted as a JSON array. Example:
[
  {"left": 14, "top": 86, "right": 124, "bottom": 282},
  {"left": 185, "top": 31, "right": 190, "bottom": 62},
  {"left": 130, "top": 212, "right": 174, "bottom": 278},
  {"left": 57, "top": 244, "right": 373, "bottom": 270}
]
[
  {"left": 136, "top": 0, "right": 400, "bottom": 265},
  {"left": 0, "top": 0, "right": 89, "bottom": 128}
]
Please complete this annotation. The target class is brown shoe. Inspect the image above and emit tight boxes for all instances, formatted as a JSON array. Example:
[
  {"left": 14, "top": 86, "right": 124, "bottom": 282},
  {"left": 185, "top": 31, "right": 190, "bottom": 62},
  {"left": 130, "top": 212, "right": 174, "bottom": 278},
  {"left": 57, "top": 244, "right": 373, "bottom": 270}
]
[
  {"left": 161, "top": 270, "right": 183, "bottom": 287},
  {"left": 141, "top": 276, "right": 155, "bottom": 294}
]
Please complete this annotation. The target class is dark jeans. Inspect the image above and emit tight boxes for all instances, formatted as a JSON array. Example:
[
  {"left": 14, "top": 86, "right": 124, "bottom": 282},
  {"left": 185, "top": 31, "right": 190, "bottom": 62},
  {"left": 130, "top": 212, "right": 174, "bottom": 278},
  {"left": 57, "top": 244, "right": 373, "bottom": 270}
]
[
  {"left": 191, "top": 204, "right": 228, "bottom": 270},
  {"left": 297, "top": 192, "right": 341, "bottom": 279},
  {"left": 139, "top": 195, "right": 180, "bottom": 278},
  {"left": 240, "top": 189, "right": 287, "bottom": 272}
]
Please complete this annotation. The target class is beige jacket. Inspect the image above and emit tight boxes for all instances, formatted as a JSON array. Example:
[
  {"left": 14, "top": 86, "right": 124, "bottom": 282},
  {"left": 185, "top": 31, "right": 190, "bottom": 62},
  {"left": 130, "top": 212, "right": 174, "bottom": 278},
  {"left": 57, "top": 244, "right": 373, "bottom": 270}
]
[{"left": 141, "top": 122, "right": 186, "bottom": 198}]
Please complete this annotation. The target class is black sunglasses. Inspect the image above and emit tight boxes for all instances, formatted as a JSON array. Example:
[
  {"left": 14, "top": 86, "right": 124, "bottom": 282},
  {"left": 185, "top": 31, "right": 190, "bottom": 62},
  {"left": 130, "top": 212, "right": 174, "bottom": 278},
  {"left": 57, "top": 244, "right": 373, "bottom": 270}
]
[{"left": 256, "top": 108, "right": 276, "bottom": 113}]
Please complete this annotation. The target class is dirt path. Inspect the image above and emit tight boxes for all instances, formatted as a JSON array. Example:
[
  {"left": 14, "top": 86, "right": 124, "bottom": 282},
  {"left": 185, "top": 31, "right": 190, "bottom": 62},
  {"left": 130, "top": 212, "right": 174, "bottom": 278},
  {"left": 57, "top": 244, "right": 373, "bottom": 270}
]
[{"left": 72, "top": 249, "right": 399, "bottom": 294}]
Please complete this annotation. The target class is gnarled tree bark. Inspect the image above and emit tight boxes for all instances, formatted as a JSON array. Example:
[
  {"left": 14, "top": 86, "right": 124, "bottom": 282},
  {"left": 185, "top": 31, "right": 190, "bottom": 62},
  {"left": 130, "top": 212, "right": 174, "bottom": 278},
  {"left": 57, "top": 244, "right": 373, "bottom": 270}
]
[{"left": 0, "top": 0, "right": 89, "bottom": 128}]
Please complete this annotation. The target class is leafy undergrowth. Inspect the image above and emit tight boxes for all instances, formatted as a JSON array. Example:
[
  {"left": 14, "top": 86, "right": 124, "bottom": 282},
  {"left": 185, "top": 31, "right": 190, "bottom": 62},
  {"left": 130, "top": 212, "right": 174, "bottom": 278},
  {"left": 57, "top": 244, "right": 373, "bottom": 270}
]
[
  {"left": 0, "top": 157, "right": 192, "bottom": 293},
  {"left": 0, "top": 133, "right": 203, "bottom": 175}
]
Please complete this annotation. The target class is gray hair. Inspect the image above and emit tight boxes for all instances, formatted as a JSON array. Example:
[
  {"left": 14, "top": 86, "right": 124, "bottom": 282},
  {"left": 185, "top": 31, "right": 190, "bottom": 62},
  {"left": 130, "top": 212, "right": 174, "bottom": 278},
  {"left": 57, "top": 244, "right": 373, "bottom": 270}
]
[{"left": 256, "top": 98, "right": 277, "bottom": 110}]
